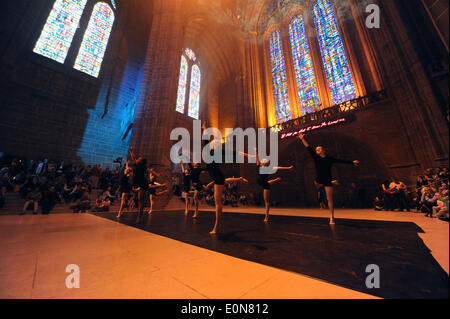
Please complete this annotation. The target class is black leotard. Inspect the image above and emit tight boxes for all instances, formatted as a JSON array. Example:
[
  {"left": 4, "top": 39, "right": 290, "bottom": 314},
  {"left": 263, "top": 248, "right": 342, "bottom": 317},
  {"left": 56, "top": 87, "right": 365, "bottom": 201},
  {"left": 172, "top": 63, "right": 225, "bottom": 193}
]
[
  {"left": 306, "top": 146, "right": 353, "bottom": 186},
  {"left": 183, "top": 173, "right": 192, "bottom": 192},
  {"left": 189, "top": 164, "right": 206, "bottom": 191},
  {"left": 257, "top": 164, "right": 270, "bottom": 190},
  {"left": 148, "top": 175, "right": 156, "bottom": 195},
  {"left": 119, "top": 174, "right": 132, "bottom": 193},
  {"left": 133, "top": 162, "right": 148, "bottom": 190},
  {"left": 206, "top": 144, "right": 225, "bottom": 186}
]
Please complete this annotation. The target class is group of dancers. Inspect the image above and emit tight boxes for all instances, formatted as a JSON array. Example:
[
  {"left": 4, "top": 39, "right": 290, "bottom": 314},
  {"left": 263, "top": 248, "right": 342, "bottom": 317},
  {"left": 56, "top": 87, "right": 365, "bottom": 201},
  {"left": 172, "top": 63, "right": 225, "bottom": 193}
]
[{"left": 116, "top": 125, "right": 360, "bottom": 233}]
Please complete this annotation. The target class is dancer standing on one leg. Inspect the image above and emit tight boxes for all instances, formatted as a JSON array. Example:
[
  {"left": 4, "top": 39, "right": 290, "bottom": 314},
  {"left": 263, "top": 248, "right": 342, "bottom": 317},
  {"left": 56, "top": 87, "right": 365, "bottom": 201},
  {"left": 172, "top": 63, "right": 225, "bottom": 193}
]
[
  {"left": 147, "top": 170, "right": 168, "bottom": 214},
  {"left": 116, "top": 166, "right": 133, "bottom": 219},
  {"left": 128, "top": 146, "right": 149, "bottom": 223},
  {"left": 298, "top": 134, "right": 360, "bottom": 225},
  {"left": 241, "top": 148, "right": 293, "bottom": 222},
  {"left": 202, "top": 122, "right": 248, "bottom": 235}
]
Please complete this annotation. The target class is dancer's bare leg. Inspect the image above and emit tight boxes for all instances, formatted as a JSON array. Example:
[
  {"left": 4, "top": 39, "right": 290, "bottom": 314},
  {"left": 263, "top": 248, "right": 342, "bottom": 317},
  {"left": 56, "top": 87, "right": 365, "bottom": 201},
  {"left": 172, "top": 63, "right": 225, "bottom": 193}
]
[
  {"left": 117, "top": 193, "right": 127, "bottom": 218},
  {"left": 210, "top": 184, "right": 224, "bottom": 235},
  {"left": 225, "top": 177, "right": 248, "bottom": 184},
  {"left": 22, "top": 201, "right": 30, "bottom": 214},
  {"left": 136, "top": 190, "right": 144, "bottom": 223},
  {"left": 325, "top": 186, "right": 335, "bottom": 224},
  {"left": 148, "top": 194, "right": 154, "bottom": 214},
  {"left": 263, "top": 189, "right": 270, "bottom": 222},
  {"left": 193, "top": 190, "right": 200, "bottom": 218},
  {"left": 184, "top": 192, "right": 190, "bottom": 215}
]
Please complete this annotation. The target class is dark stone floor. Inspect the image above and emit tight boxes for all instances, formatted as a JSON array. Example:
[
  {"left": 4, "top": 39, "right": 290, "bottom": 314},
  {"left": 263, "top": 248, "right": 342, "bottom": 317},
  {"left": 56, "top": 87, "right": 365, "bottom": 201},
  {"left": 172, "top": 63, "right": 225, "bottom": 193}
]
[{"left": 92, "top": 210, "right": 449, "bottom": 299}]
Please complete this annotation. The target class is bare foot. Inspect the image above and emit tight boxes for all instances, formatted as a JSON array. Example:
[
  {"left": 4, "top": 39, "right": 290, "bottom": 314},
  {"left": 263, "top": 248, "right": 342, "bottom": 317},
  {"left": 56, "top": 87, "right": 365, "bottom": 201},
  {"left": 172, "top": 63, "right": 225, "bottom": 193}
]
[
  {"left": 116, "top": 214, "right": 121, "bottom": 219},
  {"left": 264, "top": 217, "right": 269, "bottom": 223},
  {"left": 209, "top": 229, "right": 217, "bottom": 235},
  {"left": 329, "top": 218, "right": 335, "bottom": 225},
  {"left": 192, "top": 214, "right": 198, "bottom": 219},
  {"left": 241, "top": 177, "right": 249, "bottom": 183},
  {"left": 148, "top": 210, "right": 152, "bottom": 215},
  {"left": 184, "top": 210, "right": 189, "bottom": 215}
]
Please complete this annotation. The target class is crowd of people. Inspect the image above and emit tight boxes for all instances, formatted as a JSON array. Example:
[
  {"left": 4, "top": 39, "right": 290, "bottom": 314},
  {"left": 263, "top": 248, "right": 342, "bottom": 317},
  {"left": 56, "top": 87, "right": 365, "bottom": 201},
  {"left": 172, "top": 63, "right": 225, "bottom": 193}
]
[
  {"left": 0, "top": 154, "right": 123, "bottom": 214},
  {"left": 375, "top": 167, "right": 449, "bottom": 220}
]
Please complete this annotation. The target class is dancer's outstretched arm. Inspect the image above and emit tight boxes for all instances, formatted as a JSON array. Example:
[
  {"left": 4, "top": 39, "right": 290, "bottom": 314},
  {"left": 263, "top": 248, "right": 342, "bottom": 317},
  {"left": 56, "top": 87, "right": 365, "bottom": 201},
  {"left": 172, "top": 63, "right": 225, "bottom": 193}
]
[
  {"left": 149, "top": 182, "right": 167, "bottom": 189},
  {"left": 298, "top": 134, "right": 309, "bottom": 147},
  {"left": 129, "top": 146, "right": 137, "bottom": 163},
  {"left": 274, "top": 165, "right": 294, "bottom": 170}
]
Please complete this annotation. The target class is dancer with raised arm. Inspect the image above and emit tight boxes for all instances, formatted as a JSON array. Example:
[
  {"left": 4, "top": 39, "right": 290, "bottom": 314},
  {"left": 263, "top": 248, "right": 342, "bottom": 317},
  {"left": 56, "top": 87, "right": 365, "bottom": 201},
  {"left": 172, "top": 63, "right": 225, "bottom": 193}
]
[
  {"left": 128, "top": 146, "right": 148, "bottom": 223},
  {"left": 241, "top": 148, "right": 293, "bottom": 222},
  {"left": 298, "top": 134, "right": 360, "bottom": 224},
  {"left": 147, "top": 169, "right": 168, "bottom": 214},
  {"left": 202, "top": 122, "right": 248, "bottom": 234}
]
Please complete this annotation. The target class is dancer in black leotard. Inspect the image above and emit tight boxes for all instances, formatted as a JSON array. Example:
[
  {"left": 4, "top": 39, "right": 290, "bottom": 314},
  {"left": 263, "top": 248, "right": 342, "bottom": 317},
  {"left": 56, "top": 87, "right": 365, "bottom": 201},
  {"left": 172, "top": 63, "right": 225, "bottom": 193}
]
[
  {"left": 116, "top": 163, "right": 133, "bottom": 219},
  {"left": 202, "top": 122, "right": 248, "bottom": 234},
  {"left": 129, "top": 146, "right": 148, "bottom": 223},
  {"left": 181, "top": 161, "right": 207, "bottom": 217},
  {"left": 298, "top": 134, "right": 360, "bottom": 224},
  {"left": 241, "top": 148, "right": 293, "bottom": 222},
  {"left": 180, "top": 162, "right": 192, "bottom": 215},
  {"left": 147, "top": 170, "right": 168, "bottom": 214}
]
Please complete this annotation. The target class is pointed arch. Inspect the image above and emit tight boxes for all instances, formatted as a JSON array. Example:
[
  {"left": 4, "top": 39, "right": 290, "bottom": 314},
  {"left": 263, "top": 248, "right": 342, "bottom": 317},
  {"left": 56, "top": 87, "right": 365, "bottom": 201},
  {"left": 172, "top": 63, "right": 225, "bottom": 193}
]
[{"left": 176, "top": 55, "right": 189, "bottom": 114}]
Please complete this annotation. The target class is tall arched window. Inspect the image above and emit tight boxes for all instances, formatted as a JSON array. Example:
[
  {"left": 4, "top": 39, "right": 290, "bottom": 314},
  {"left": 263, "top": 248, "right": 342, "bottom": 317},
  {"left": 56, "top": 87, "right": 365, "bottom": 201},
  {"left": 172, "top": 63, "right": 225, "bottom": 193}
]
[
  {"left": 188, "top": 65, "right": 201, "bottom": 119},
  {"left": 175, "top": 55, "right": 188, "bottom": 114},
  {"left": 288, "top": 15, "right": 321, "bottom": 115},
  {"left": 269, "top": 30, "right": 292, "bottom": 124},
  {"left": 175, "top": 48, "right": 201, "bottom": 120},
  {"left": 312, "top": 0, "right": 357, "bottom": 105},
  {"left": 74, "top": 2, "right": 115, "bottom": 77},
  {"left": 33, "top": 0, "right": 88, "bottom": 63}
]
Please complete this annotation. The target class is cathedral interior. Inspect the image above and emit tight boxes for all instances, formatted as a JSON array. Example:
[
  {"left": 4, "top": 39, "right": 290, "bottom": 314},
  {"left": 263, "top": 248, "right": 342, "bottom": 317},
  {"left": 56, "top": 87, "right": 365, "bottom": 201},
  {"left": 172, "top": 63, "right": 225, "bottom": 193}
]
[{"left": 0, "top": 0, "right": 448, "bottom": 301}]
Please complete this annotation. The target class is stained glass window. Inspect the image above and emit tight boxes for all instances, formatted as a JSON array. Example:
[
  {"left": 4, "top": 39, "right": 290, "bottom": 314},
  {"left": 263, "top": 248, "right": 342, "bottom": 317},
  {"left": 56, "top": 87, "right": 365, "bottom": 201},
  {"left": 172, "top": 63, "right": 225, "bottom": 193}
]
[
  {"left": 289, "top": 15, "right": 321, "bottom": 114},
  {"left": 33, "top": 0, "right": 88, "bottom": 64},
  {"left": 176, "top": 55, "right": 188, "bottom": 114},
  {"left": 74, "top": 2, "right": 115, "bottom": 77},
  {"left": 185, "top": 48, "right": 196, "bottom": 62},
  {"left": 188, "top": 64, "right": 201, "bottom": 119},
  {"left": 269, "top": 30, "right": 292, "bottom": 124},
  {"left": 313, "top": 0, "right": 357, "bottom": 105}
]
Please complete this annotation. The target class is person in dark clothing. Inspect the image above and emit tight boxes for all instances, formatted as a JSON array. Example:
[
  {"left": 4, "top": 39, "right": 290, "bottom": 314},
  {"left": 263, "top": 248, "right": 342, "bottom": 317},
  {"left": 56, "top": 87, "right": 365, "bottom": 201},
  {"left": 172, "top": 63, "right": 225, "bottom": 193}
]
[
  {"left": 181, "top": 161, "right": 207, "bottom": 217},
  {"left": 181, "top": 162, "right": 193, "bottom": 215},
  {"left": 298, "top": 134, "right": 360, "bottom": 224},
  {"left": 241, "top": 148, "right": 293, "bottom": 222},
  {"left": 129, "top": 146, "right": 148, "bottom": 223},
  {"left": 41, "top": 185, "right": 61, "bottom": 214},
  {"left": 147, "top": 170, "right": 168, "bottom": 214},
  {"left": 202, "top": 122, "right": 248, "bottom": 234},
  {"left": 116, "top": 167, "right": 133, "bottom": 219}
]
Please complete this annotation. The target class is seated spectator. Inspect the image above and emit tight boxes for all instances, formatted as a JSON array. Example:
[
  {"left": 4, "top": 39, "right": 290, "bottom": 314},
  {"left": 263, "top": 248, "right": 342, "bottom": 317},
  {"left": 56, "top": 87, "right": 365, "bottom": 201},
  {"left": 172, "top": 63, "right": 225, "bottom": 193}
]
[
  {"left": 93, "top": 194, "right": 111, "bottom": 212},
  {"left": 102, "top": 186, "right": 116, "bottom": 203},
  {"left": 381, "top": 180, "right": 396, "bottom": 211},
  {"left": 70, "top": 192, "right": 91, "bottom": 213},
  {"left": 21, "top": 186, "right": 42, "bottom": 215},
  {"left": 421, "top": 187, "right": 438, "bottom": 217}
]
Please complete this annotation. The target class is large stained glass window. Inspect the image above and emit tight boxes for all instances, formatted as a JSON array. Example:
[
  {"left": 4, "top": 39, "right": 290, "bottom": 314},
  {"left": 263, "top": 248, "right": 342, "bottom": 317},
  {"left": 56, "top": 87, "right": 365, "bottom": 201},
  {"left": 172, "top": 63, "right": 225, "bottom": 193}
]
[
  {"left": 176, "top": 55, "right": 188, "bottom": 114},
  {"left": 188, "top": 64, "right": 201, "bottom": 119},
  {"left": 289, "top": 15, "right": 321, "bottom": 115},
  {"left": 33, "top": 0, "right": 88, "bottom": 63},
  {"left": 74, "top": 2, "right": 115, "bottom": 77},
  {"left": 269, "top": 30, "right": 292, "bottom": 124},
  {"left": 313, "top": 0, "right": 357, "bottom": 105},
  {"left": 175, "top": 48, "right": 200, "bottom": 119}
]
